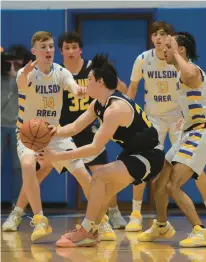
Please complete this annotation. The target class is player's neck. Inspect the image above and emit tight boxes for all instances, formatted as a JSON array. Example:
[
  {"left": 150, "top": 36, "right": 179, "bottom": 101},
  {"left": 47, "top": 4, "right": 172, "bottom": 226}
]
[
  {"left": 155, "top": 49, "right": 165, "bottom": 61},
  {"left": 37, "top": 64, "right": 52, "bottom": 75},
  {"left": 63, "top": 58, "right": 84, "bottom": 74},
  {"left": 98, "top": 89, "right": 116, "bottom": 106}
]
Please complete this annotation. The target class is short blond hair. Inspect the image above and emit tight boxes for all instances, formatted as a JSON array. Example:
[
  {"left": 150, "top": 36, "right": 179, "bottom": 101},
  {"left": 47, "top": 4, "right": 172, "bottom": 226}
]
[{"left": 31, "top": 31, "right": 54, "bottom": 47}]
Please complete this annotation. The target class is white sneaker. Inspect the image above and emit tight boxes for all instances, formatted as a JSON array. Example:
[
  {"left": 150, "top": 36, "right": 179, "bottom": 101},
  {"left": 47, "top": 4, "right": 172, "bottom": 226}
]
[
  {"left": 2, "top": 210, "right": 23, "bottom": 232},
  {"left": 99, "top": 215, "right": 117, "bottom": 241},
  {"left": 179, "top": 225, "right": 206, "bottom": 247},
  {"left": 108, "top": 210, "right": 127, "bottom": 229},
  {"left": 137, "top": 219, "right": 176, "bottom": 242}
]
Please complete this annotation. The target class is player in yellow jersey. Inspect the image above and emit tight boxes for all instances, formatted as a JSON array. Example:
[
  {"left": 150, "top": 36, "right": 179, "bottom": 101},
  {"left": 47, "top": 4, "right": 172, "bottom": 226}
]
[
  {"left": 2, "top": 31, "right": 92, "bottom": 242},
  {"left": 126, "top": 21, "right": 206, "bottom": 232},
  {"left": 138, "top": 32, "right": 206, "bottom": 247}
]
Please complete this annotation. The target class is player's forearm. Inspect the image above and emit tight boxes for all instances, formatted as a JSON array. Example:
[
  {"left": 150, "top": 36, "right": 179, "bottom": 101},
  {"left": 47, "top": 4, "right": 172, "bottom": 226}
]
[
  {"left": 69, "top": 83, "right": 79, "bottom": 97},
  {"left": 56, "top": 143, "right": 100, "bottom": 161},
  {"left": 56, "top": 123, "right": 78, "bottom": 138},
  {"left": 17, "top": 72, "right": 28, "bottom": 90},
  {"left": 127, "top": 83, "right": 138, "bottom": 100}
]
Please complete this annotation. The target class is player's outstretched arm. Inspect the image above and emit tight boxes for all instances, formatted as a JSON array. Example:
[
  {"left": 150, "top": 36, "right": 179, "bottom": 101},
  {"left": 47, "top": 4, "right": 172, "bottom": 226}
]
[
  {"left": 36, "top": 107, "right": 121, "bottom": 162},
  {"left": 70, "top": 81, "right": 88, "bottom": 98},
  {"left": 16, "top": 60, "right": 38, "bottom": 90},
  {"left": 56, "top": 100, "right": 97, "bottom": 138},
  {"left": 61, "top": 67, "right": 88, "bottom": 97}
]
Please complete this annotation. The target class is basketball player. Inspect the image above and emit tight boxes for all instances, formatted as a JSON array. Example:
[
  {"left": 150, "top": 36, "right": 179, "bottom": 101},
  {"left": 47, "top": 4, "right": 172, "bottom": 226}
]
[
  {"left": 126, "top": 21, "right": 206, "bottom": 232},
  {"left": 2, "top": 31, "right": 93, "bottom": 242},
  {"left": 58, "top": 32, "right": 127, "bottom": 232},
  {"left": 36, "top": 54, "right": 165, "bottom": 247},
  {"left": 138, "top": 32, "right": 206, "bottom": 247}
]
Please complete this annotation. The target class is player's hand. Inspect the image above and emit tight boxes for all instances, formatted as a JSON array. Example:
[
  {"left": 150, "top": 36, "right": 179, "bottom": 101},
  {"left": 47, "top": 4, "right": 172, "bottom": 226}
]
[
  {"left": 23, "top": 60, "right": 39, "bottom": 75},
  {"left": 48, "top": 124, "right": 57, "bottom": 137},
  {"left": 167, "top": 35, "right": 179, "bottom": 54},
  {"left": 35, "top": 149, "right": 60, "bottom": 162},
  {"left": 77, "top": 86, "right": 88, "bottom": 98}
]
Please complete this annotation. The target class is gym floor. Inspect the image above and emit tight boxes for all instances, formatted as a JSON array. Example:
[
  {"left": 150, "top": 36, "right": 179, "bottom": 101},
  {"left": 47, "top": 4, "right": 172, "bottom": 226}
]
[{"left": 1, "top": 209, "right": 206, "bottom": 262}]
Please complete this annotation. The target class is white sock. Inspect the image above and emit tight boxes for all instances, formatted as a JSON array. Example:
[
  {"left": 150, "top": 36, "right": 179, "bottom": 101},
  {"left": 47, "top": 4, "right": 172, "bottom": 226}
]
[
  {"left": 204, "top": 201, "right": 206, "bottom": 208},
  {"left": 82, "top": 218, "right": 95, "bottom": 232},
  {"left": 109, "top": 205, "right": 119, "bottom": 212},
  {"left": 14, "top": 206, "right": 24, "bottom": 214},
  {"left": 133, "top": 200, "right": 142, "bottom": 212}
]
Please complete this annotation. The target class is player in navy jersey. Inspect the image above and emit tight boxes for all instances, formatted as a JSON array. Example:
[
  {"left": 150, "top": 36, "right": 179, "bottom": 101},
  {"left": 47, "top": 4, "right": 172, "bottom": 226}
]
[
  {"left": 36, "top": 54, "right": 165, "bottom": 247},
  {"left": 58, "top": 32, "right": 127, "bottom": 238}
]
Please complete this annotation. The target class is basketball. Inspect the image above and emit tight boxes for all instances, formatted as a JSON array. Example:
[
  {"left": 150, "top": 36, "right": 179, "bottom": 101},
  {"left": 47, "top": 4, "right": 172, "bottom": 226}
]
[{"left": 20, "top": 118, "right": 52, "bottom": 151}]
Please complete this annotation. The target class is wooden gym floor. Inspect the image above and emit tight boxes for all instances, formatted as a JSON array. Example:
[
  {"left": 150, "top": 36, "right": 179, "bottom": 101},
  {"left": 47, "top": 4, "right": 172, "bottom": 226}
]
[{"left": 1, "top": 211, "right": 206, "bottom": 262}]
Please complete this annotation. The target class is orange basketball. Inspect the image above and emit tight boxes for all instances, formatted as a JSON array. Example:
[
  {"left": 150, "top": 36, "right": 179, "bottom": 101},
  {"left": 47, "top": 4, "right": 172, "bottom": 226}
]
[{"left": 20, "top": 118, "right": 52, "bottom": 151}]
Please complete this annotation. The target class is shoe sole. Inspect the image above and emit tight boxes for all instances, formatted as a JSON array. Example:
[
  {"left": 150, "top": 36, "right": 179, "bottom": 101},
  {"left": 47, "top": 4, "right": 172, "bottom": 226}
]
[
  {"left": 125, "top": 228, "right": 142, "bottom": 232},
  {"left": 31, "top": 227, "right": 53, "bottom": 242},
  {"left": 179, "top": 242, "right": 206, "bottom": 247},
  {"left": 138, "top": 229, "right": 176, "bottom": 242},
  {"left": 99, "top": 237, "right": 117, "bottom": 241},
  {"left": 56, "top": 239, "right": 97, "bottom": 247}
]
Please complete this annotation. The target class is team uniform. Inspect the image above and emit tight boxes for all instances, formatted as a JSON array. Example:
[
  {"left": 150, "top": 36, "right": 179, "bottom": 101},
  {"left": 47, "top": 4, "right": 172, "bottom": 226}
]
[
  {"left": 131, "top": 49, "right": 182, "bottom": 146},
  {"left": 16, "top": 63, "right": 84, "bottom": 172},
  {"left": 60, "top": 60, "right": 108, "bottom": 167},
  {"left": 166, "top": 64, "right": 206, "bottom": 177},
  {"left": 94, "top": 91, "right": 165, "bottom": 185}
]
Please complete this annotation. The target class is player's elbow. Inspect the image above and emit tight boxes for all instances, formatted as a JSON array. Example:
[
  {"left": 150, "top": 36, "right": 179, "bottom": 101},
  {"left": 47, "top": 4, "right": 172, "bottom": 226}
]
[
  {"left": 183, "top": 67, "right": 199, "bottom": 82},
  {"left": 186, "top": 71, "right": 198, "bottom": 80}
]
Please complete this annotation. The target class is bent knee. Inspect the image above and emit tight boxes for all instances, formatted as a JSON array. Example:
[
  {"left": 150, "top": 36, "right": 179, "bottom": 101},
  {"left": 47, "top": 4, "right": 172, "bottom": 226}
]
[
  {"left": 166, "top": 181, "right": 180, "bottom": 196},
  {"left": 91, "top": 170, "right": 106, "bottom": 184}
]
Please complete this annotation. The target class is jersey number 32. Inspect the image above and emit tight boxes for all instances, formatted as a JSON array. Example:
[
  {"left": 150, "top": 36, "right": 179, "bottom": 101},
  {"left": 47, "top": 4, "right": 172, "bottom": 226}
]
[{"left": 68, "top": 93, "right": 90, "bottom": 112}]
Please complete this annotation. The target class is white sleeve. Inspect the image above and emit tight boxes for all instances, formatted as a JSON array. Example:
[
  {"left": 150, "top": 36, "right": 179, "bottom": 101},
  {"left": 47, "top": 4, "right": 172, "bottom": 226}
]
[
  {"left": 61, "top": 67, "right": 79, "bottom": 94},
  {"left": 130, "top": 54, "right": 144, "bottom": 82}
]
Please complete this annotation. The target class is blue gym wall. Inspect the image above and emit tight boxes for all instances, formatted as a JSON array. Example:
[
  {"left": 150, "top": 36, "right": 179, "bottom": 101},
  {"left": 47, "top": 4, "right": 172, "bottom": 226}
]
[{"left": 1, "top": 8, "right": 206, "bottom": 206}]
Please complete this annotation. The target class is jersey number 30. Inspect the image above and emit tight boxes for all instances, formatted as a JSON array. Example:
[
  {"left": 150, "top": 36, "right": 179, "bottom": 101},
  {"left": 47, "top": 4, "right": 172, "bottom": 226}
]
[{"left": 68, "top": 93, "right": 90, "bottom": 111}]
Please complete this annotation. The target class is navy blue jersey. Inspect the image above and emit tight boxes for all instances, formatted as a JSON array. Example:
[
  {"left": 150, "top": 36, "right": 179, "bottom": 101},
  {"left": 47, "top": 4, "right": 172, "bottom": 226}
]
[
  {"left": 59, "top": 60, "right": 93, "bottom": 126},
  {"left": 94, "top": 91, "right": 159, "bottom": 153}
]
